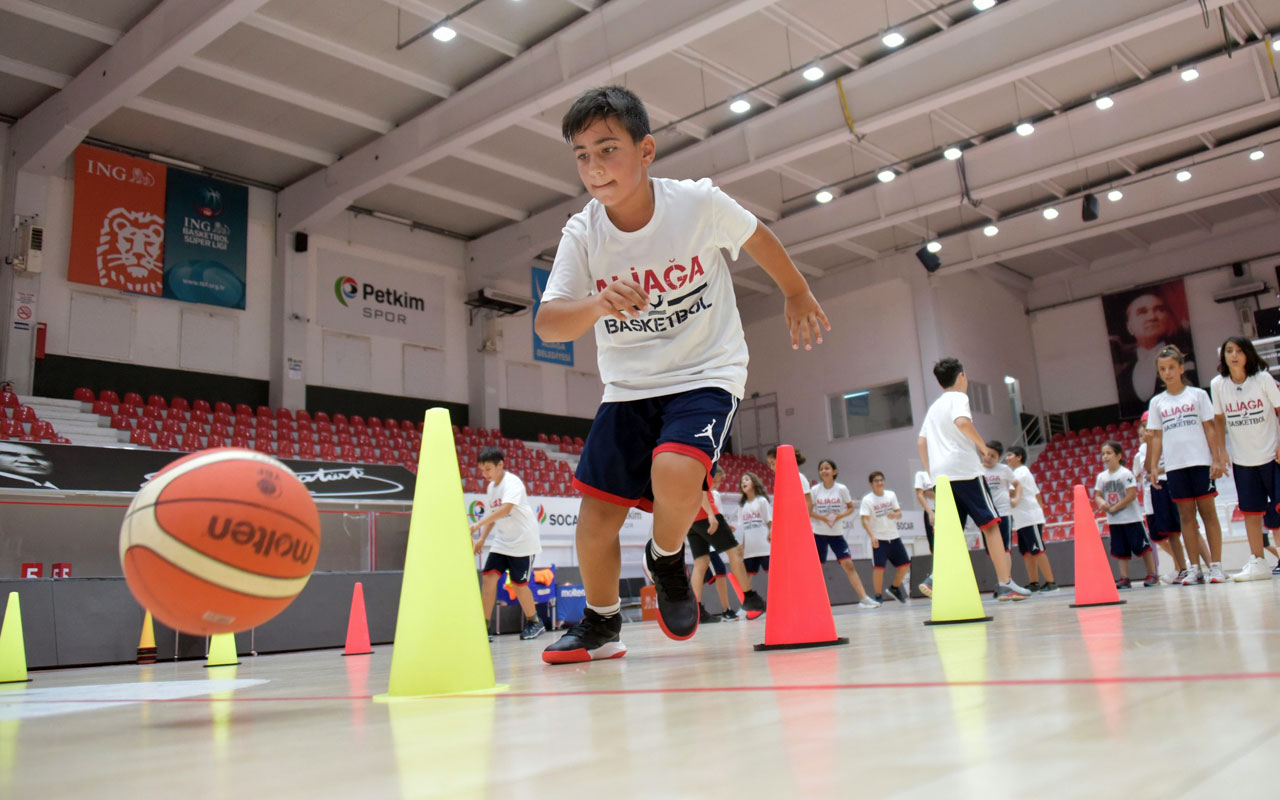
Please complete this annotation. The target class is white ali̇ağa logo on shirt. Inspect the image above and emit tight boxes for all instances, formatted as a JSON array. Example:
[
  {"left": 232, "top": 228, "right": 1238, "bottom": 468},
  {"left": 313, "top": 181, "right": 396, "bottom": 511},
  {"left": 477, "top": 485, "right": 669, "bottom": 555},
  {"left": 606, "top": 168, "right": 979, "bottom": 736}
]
[{"left": 598, "top": 257, "right": 713, "bottom": 335}]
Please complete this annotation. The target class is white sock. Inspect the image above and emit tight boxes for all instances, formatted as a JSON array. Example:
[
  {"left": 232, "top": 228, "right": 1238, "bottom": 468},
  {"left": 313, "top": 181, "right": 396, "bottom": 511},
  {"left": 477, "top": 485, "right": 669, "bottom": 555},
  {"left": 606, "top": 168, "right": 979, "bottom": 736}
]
[
  {"left": 587, "top": 601, "right": 620, "bottom": 617},
  {"left": 649, "top": 539, "right": 680, "bottom": 558}
]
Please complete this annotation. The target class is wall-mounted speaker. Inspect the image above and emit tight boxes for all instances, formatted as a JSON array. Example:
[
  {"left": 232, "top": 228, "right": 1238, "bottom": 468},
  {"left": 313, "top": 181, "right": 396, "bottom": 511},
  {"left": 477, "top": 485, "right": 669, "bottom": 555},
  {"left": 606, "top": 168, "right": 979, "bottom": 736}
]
[
  {"left": 915, "top": 246, "right": 941, "bottom": 273},
  {"left": 293, "top": 232, "right": 309, "bottom": 253},
  {"left": 1081, "top": 193, "right": 1099, "bottom": 222}
]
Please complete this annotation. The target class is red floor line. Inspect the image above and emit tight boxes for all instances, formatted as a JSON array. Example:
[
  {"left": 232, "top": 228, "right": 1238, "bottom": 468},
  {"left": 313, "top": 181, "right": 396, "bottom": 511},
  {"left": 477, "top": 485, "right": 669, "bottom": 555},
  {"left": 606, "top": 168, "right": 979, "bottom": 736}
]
[{"left": 8, "top": 671, "right": 1280, "bottom": 703}]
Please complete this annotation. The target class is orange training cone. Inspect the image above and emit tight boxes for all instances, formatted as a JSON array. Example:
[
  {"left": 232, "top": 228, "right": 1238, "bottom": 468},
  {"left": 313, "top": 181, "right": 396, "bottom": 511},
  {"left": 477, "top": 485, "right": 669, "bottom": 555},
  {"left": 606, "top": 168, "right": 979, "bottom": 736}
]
[
  {"left": 1069, "top": 485, "right": 1126, "bottom": 608},
  {"left": 344, "top": 581, "right": 373, "bottom": 656},
  {"left": 755, "top": 445, "right": 848, "bottom": 651}
]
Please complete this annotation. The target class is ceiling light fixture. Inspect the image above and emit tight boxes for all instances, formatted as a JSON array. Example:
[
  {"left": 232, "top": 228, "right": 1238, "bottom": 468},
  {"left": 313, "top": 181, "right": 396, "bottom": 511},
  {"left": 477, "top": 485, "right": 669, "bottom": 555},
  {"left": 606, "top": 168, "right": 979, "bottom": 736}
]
[
  {"left": 802, "top": 64, "right": 825, "bottom": 82},
  {"left": 1042, "top": 207, "right": 1059, "bottom": 220},
  {"left": 729, "top": 97, "right": 751, "bottom": 114},
  {"left": 1095, "top": 96, "right": 1114, "bottom": 110},
  {"left": 1016, "top": 121, "right": 1035, "bottom": 137},
  {"left": 943, "top": 146, "right": 963, "bottom": 161},
  {"left": 431, "top": 25, "right": 457, "bottom": 42},
  {"left": 1250, "top": 149, "right": 1265, "bottom": 161},
  {"left": 1107, "top": 189, "right": 1123, "bottom": 202},
  {"left": 973, "top": 0, "right": 996, "bottom": 9},
  {"left": 815, "top": 190, "right": 834, "bottom": 203},
  {"left": 1176, "top": 169, "right": 1192, "bottom": 182},
  {"left": 877, "top": 169, "right": 896, "bottom": 183},
  {"left": 983, "top": 224, "right": 999, "bottom": 237},
  {"left": 926, "top": 240, "right": 942, "bottom": 253},
  {"left": 1180, "top": 66, "right": 1199, "bottom": 82},
  {"left": 882, "top": 30, "right": 905, "bottom": 48}
]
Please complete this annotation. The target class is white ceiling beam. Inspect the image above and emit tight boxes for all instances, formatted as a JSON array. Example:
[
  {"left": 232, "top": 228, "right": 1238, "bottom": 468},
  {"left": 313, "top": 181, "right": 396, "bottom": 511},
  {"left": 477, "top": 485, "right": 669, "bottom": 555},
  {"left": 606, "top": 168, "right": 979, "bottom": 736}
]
[
  {"left": 932, "top": 109, "right": 984, "bottom": 146},
  {"left": 670, "top": 48, "right": 783, "bottom": 107},
  {"left": 383, "top": 0, "right": 523, "bottom": 58},
  {"left": 1221, "top": 6, "right": 1249, "bottom": 45},
  {"left": 278, "top": 0, "right": 779, "bottom": 234},
  {"left": 909, "top": 0, "right": 956, "bottom": 31},
  {"left": 1115, "top": 229, "right": 1150, "bottom": 249},
  {"left": 392, "top": 176, "right": 527, "bottom": 221},
  {"left": 731, "top": 274, "right": 775, "bottom": 295},
  {"left": 244, "top": 14, "right": 454, "bottom": 98},
  {"left": 0, "top": 54, "right": 69, "bottom": 89},
  {"left": 1017, "top": 77, "right": 1061, "bottom": 112},
  {"left": 1041, "top": 179, "right": 1068, "bottom": 198},
  {"left": 834, "top": 241, "right": 880, "bottom": 260},
  {"left": 1233, "top": 2, "right": 1268, "bottom": 39},
  {"left": 1253, "top": 46, "right": 1277, "bottom": 100},
  {"left": 757, "top": 5, "right": 864, "bottom": 71},
  {"left": 1183, "top": 210, "right": 1214, "bottom": 232},
  {"left": 1115, "top": 156, "right": 1140, "bottom": 175},
  {"left": 562, "top": 0, "right": 603, "bottom": 11},
  {"left": 517, "top": 117, "right": 568, "bottom": 142},
  {"left": 791, "top": 260, "right": 826, "bottom": 278},
  {"left": 10, "top": 0, "right": 270, "bottom": 174},
  {"left": 1054, "top": 246, "right": 1089, "bottom": 265},
  {"left": 986, "top": 263, "right": 1034, "bottom": 293},
  {"left": 849, "top": 138, "right": 903, "bottom": 166},
  {"left": 898, "top": 220, "right": 930, "bottom": 238},
  {"left": 0, "top": 0, "right": 119, "bottom": 44},
  {"left": 1256, "top": 191, "right": 1280, "bottom": 211},
  {"left": 126, "top": 96, "right": 336, "bottom": 164},
  {"left": 734, "top": 196, "right": 779, "bottom": 223},
  {"left": 451, "top": 150, "right": 581, "bottom": 197},
  {"left": 647, "top": 102, "right": 711, "bottom": 141},
  {"left": 1110, "top": 44, "right": 1152, "bottom": 79},
  {"left": 776, "top": 165, "right": 826, "bottom": 189}
]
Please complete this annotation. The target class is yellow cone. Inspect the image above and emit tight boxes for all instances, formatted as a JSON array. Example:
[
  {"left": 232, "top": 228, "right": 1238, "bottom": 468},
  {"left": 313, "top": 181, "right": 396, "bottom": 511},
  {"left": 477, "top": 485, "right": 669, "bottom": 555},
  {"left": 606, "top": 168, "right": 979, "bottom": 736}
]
[
  {"left": 382, "top": 408, "right": 500, "bottom": 698},
  {"left": 924, "top": 476, "right": 993, "bottom": 626},
  {"left": 204, "top": 633, "right": 239, "bottom": 668},
  {"left": 0, "top": 593, "right": 29, "bottom": 684},
  {"left": 137, "top": 610, "right": 157, "bottom": 665}
]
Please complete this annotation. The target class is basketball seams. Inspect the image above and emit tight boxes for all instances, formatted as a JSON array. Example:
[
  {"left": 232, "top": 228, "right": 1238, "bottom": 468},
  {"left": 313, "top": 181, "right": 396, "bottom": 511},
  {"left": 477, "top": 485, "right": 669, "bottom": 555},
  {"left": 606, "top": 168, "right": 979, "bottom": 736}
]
[
  {"left": 123, "top": 525, "right": 311, "bottom": 599},
  {"left": 147, "top": 496, "right": 320, "bottom": 540}
]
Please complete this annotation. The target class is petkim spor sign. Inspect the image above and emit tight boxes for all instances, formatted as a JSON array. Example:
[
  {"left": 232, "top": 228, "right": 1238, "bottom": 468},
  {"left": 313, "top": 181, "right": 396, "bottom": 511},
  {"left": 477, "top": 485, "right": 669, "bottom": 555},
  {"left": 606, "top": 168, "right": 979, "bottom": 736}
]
[{"left": 315, "top": 249, "right": 446, "bottom": 347}]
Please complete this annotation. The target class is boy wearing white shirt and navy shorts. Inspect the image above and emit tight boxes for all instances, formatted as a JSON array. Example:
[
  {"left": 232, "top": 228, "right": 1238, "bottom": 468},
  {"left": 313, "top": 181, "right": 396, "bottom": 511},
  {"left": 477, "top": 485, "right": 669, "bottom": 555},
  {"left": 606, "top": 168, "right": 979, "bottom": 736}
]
[
  {"left": 860, "top": 472, "right": 910, "bottom": 603},
  {"left": 536, "top": 86, "right": 829, "bottom": 663},
  {"left": 1006, "top": 446, "right": 1059, "bottom": 593},
  {"left": 918, "top": 358, "right": 1030, "bottom": 601},
  {"left": 470, "top": 447, "right": 546, "bottom": 641}
]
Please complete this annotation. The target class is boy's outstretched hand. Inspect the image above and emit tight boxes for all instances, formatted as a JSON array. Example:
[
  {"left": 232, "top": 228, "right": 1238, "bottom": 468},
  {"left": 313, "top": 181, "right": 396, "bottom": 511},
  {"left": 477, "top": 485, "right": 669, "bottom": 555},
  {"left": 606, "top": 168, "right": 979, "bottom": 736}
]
[
  {"left": 785, "top": 289, "right": 830, "bottom": 350},
  {"left": 595, "top": 277, "right": 649, "bottom": 321}
]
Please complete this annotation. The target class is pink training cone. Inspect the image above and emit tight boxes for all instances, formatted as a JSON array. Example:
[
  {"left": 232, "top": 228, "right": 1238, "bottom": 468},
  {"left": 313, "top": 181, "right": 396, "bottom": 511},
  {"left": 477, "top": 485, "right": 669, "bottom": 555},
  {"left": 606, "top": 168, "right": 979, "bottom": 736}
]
[
  {"left": 755, "top": 445, "right": 848, "bottom": 651},
  {"left": 1069, "top": 485, "right": 1126, "bottom": 608},
  {"left": 343, "top": 581, "right": 373, "bottom": 656}
]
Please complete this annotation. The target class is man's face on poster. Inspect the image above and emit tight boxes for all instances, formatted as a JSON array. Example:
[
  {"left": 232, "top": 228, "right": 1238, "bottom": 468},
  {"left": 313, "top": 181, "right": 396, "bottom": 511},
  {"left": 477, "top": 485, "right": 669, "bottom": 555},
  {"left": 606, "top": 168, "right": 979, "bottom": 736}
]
[
  {"left": 0, "top": 443, "right": 52, "bottom": 477},
  {"left": 1125, "top": 293, "right": 1174, "bottom": 348}
]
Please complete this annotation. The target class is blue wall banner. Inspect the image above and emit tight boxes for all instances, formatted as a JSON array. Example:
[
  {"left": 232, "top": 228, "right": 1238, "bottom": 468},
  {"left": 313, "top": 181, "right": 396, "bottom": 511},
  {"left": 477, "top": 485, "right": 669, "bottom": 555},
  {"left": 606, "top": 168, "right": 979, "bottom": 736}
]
[
  {"left": 532, "top": 266, "right": 573, "bottom": 366},
  {"left": 162, "top": 168, "right": 249, "bottom": 309}
]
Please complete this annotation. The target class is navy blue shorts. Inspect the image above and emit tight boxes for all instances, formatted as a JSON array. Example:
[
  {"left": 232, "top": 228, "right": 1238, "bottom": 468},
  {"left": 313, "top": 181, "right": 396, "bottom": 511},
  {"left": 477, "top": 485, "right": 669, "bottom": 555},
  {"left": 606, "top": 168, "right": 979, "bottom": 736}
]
[
  {"left": 1232, "top": 461, "right": 1280, "bottom": 515},
  {"left": 1161, "top": 465, "right": 1216, "bottom": 503},
  {"left": 1148, "top": 482, "right": 1181, "bottom": 540},
  {"left": 923, "top": 512, "right": 934, "bottom": 552},
  {"left": 482, "top": 552, "right": 533, "bottom": 584},
  {"left": 815, "top": 535, "right": 852, "bottom": 562},
  {"left": 1265, "top": 505, "right": 1280, "bottom": 532},
  {"left": 872, "top": 537, "right": 911, "bottom": 568},
  {"left": 574, "top": 388, "right": 738, "bottom": 512},
  {"left": 744, "top": 556, "right": 770, "bottom": 574},
  {"left": 951, "top": 477, "right": 1001, "bottom": 532},
  {"left": 688, "top": 514, "right": 738, "bottom": 558},
  {"left": 1108, "top": 521, "right": 1151, "bottom": 559},
  {"left": 1017, "top": 523, "right": 1046, "bottom": 555}
]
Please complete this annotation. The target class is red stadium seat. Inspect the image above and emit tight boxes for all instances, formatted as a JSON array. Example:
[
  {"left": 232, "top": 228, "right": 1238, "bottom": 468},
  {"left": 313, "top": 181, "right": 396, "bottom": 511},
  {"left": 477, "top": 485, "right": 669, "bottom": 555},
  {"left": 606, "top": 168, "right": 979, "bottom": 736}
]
[
  {"left": 213, "top": 401, "right": 232, "bottom": 416},
  {"left": 231, "top": 435, "right": 251, "bottom": 449},
  {"left": 92, "top": 400, "right": 113, "bottom": 416},
  {"left": 340, "top": 444, "right": 358, "bottom": 462},
  {"left": 276, "top": 441, "right": 295, "bottom": 459},
  {"left": 297, "top": 442, "right": 316, "bottom": 459},
  {"left": 99, "top": 390, "right": 120, "bottom": 405},
  {"left": 275, "top": 407, "right": 294, "bottom": 422},
  {"left": 255, "top": 439, "right": 274, "bottom": 454},
  {"left": 332, "top": 412, "right": 348, "bottom": 426},
  {"left": 161, "top": 419, "right": 184, "bottom": 436},
  {"left": 295, "top": 409, "right": 312, "bottom": 425},
  {"left": 170, "top": 397, "right": 190, "bottom": 412},
  {"left": 130, "top": 429, "right": 152, "bottom": 447},
  {"left": 0, "top": 419, "right": 16, "bottom": 438},
  {"left": 205, "top": 434, "right": 228, "bottom": 449},
  {"left": 314, "top": 411, "right": 331, "bottom": 424},
  {"left": 319, "top": 443, "right": 337, "bottom": 461},
  {"left": 146, "top": 394, "right": 167, "bottom": 410},
  {"left": 122, "top": 392, "right": 143, "bottom": 407},
  {"left": 401, "top": 419, "right": 415, "bottom": 432},
  {"left": 73, "top": 387, "right": 95, "bottom": 403},
  {"left": 141, "top": 406, "right": 163, "bottom": 421},
  {"left": 177, "top": 433, "right": 201, "bottom": 451},
  {"left": 110, "top": 415, "right": 131, "bottom": 431},
  {"left": 192, "top": 399, "right": 212, "bottom": 414},
  {"left": 15, "top": 405, "right": 36, "bottom": 423},
  {"left": 155, "top": 432, "right": 178, "bottom": 450}
]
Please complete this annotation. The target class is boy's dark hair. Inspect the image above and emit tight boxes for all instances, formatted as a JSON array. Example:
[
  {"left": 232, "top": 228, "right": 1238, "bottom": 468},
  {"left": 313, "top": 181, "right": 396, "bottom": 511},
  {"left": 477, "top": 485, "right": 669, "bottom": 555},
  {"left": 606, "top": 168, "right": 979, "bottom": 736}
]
[
  {"left": 868, "top": 470, "right": 884, "bottom": 483},
  {"left": 477, "top": 446, "right": 505, "bottom": 466},
  {"left": 985, "top": 440, "right": 1004, "bottom": 456},
  {"left": 766, "top": 446, "right": 806, "bottom": 466},
  {"left": 1006, "top": 445, "right": 1027, "bottom": 464},
  {"left": 562, "top": 86, "right": 651, "bottom": 144},
  {"left": 933, "top": 357, "right": 964, "bottom": 388},
  {"left": 1217, "top": 336, "right": 1267, "bottom": 378},
  {"left": 1102, "top": 440, "right": 1125, "bottom": 458}
]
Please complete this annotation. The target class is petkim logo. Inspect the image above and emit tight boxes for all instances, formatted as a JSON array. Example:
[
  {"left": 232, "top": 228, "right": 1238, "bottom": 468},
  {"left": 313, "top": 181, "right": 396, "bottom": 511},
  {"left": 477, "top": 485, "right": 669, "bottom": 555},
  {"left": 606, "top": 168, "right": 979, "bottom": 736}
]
[
  {"left": 335, "top": 276, "right": 359, "bottom": 307},
  {"left": 536, "top": 504, "right": 547, "bottom": 524},
  {"left": 467, "top": 500, "right": 486, "bottom": 523}
]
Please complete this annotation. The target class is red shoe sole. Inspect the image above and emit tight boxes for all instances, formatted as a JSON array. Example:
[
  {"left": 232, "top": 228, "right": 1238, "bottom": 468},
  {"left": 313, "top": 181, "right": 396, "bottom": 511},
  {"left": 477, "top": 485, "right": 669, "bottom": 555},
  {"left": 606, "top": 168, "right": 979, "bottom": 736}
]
[
  {"left": 541, "top": 647, "right": 626, "bottom": 665},
  {"left": 745, "top": 610, "right": 764, "bottom": 620},
  {"left": 655, "top": 610, "right": 698, "bottom": 641}
]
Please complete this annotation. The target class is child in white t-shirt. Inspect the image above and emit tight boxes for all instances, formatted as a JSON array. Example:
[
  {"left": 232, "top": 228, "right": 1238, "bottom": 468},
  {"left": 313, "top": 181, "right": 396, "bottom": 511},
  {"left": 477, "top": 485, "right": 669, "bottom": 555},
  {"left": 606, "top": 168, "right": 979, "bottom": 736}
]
[
  {"left": 470, "top": 447, "right": 545, "bottom": 641},
  {"left": 1006, "top": 446, "right": 1058, "bottom": 593},
  {"left": 1144, "top": 345, "right": 1226, "bottom": 585},
  {"left": 537, "top": 87, "right": 829, "bottom": 663},
  {"left": 860, "top": 471, "right": 909, "bottom": 604},
  {"left": 736, "top": 472, "right": 773, "bottom": 593},
  {"left": 914, "top": 470, "right": 936, "bottom": 596},
  {"left": 810, "top": 459, "right": 878, "bottom": 608},
  {"left": 1095, "top": 441, "right": 1157, "bottom": 589},
  {"left": 1136, "top": 414, "right": 1205, "bottom": 582},
  {"left": 1210, "top": 336, "right": 1280, "bottom": 581}
]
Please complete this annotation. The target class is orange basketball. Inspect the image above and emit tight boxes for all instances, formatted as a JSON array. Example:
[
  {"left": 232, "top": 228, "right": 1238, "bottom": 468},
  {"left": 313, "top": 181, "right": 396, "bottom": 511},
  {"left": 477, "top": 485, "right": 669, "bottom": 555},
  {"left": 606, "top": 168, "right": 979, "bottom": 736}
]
[{"left": 119, "top": 448, "right": 321, "bottom": 636}]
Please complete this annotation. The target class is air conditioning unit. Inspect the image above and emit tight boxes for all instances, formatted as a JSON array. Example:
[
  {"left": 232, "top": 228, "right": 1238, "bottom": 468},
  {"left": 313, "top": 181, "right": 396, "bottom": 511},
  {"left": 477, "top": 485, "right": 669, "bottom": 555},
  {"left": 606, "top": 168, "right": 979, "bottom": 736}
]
[
  {"left": 1212, "top": 280, "right": 1267, "bottom": 303},
  {"left": 14, "top": 222, "right": 43, "bottom": 273},
  {"left": 467, "top": 287, "right": 532, "bottom": 315}
]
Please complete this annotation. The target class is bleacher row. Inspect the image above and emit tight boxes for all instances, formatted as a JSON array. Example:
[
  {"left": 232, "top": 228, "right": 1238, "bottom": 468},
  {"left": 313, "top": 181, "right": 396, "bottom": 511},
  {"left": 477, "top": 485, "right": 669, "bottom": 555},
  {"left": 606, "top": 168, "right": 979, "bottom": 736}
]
[
  {"left": 0, "top": 389, "right": 70, "bottom": 444},
  {"left": 1034, "top": 422, "right": 1143, "bottom": 524}
]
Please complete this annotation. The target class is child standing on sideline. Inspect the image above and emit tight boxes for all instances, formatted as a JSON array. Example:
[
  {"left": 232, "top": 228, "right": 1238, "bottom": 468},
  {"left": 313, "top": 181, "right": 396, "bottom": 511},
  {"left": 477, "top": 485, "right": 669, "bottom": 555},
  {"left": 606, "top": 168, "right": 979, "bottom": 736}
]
[
  {"left": 809, "top": 459, "right": 879, "bottom": 608},
  {"left": 1210, "top": 336, "right": 1280, "bottom": 582},
  {"left": 1006, "top": 446, "right": 1059, "bottom": 593},
  {"left": 919, "top": 358, "right": 1031, "bottom": 600},
  {"left": 470, "top": 447, "right": 546, "bottom": 640},
  {"left": 736, "top": 472, "right": 772, "bottom": 617},
  {"left": 1095, "top": 441, "right": 1158, "bottom": 588},
  {"left": 536, "top": 87, "right": 828, "bottom": 663},
  {"left": 981, "top": 441, "right": 1016, "bottom": 554},
  {"left": 1136, "top": 415, "right": 1204, "bottom": 581},
  {"left": 914, "top": 469, "right": 936, "bottom": 597},
  {"left": 1145, "top": 345, "right": 1227, "bottom": 585},
  {"left": 860, "top": 471, "right": 910, "bottom": 603},
  {"left": 688, "top": 473, "right": 765, "bottom": 621}
]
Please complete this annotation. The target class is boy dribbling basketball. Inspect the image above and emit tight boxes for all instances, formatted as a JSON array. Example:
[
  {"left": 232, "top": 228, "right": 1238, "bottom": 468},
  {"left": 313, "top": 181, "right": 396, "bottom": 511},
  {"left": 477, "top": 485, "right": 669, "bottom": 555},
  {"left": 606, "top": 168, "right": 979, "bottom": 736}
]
[
  {"left": 469, "top": 447, "right": 545, "bottom": 641},
  {"left": 536, "top": 86, "right": 828, "bottom": 663}
]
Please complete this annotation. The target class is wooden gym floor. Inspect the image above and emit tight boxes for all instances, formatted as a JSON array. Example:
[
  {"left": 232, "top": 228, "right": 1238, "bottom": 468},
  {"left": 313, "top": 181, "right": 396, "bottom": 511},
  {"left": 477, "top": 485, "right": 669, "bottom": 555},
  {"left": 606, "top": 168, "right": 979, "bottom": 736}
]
[{"left": 2, "top": 582, "right": 1278, "bottom": 798}]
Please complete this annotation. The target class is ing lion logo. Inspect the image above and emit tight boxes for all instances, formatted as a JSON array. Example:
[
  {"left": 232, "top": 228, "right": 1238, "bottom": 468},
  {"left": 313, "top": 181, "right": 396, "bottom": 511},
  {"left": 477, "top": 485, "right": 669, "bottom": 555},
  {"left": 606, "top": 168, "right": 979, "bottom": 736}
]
[{"left": 95, "top": 208, "right": 164, "bottom": 294}]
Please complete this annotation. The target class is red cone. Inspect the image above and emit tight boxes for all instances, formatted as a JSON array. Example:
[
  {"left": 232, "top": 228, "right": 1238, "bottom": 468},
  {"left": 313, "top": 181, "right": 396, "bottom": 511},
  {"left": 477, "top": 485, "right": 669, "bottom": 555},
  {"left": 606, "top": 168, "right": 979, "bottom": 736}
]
[
  {"left": 343, "top": 581, "right": 374, "bottom": 655},
  {"left": 1069, "top": 485, "right": 1126, "bottom": 608},
  {"left": 755, "top": 445, "right": 848, "bottom": 651}
]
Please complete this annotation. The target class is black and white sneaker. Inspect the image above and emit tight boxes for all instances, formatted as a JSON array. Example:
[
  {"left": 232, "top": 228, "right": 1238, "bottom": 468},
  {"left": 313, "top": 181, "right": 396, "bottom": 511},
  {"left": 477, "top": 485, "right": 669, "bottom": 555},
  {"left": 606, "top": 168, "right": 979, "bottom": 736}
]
[
  {"left": 542, "top": 610, "right": 626, "bottom": 664},
  {"left": 887, "top": 584, "right": 907, "bottom": 603},
  {"left": 720, "top": 608, "right": 740, "bottom": 621},
  {"left": 520, "top": 616, "right": 546, "bottom": 640},
  {"left": 1025, "top": 581, "right": 1041, "bottom": 593},
  {"left": 644, "top": 540, "right": 699, "bottom": 640},
  {"left": 698, "top": 604, "right": 721, "bottom": 624},
  {"left": 741, "top": 589, "right": 766, "bottom": 619}
]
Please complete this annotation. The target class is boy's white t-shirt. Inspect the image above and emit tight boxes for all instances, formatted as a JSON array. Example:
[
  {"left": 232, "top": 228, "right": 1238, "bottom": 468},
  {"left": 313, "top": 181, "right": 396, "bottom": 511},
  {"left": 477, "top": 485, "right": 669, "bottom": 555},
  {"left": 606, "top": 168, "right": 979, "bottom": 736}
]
[
  {"left": 483, "top": 472, "right": 542, "bottom": 557},
  {"left": 859, "top": 489, "right": 902, "bottom": 541},
  {"left": 1094, "top": 466, "right": 1143, "bottom": 525},
  {"left": 737, "top": 495, "right": 772, "bottom": 558},
  {"left": 913, "top": 470, "right": 934, "bottom": 511},
  {"left": 809, "top": 481, "right": 853, "bottom": 536},
  {"left": 982, "top": 463, "right": 1016, "bottom": 516},
  {"left": 1146, "top": 387, "right": 1214, "bottom": 471},
  {"left": 1134, "top": 442, "right": 1153, "bottom": 515},
  {"left": 1010, "top": 465, "right": 1046, "bottom": 529},
  {"left": 920, "top": 391, "right": 983, "bottom": 480},
  {"left": 542, "top": 177, "right": 757, "bottom": 402},
  {"left": 1211, "top": 372, "right": 1280, "bottom": 467}
]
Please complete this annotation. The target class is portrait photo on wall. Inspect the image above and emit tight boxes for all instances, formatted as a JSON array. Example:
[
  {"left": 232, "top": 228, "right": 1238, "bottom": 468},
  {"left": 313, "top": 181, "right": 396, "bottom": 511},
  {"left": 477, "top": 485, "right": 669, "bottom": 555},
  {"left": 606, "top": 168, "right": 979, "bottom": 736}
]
[{"left": 1102, "top": 278, "right": 1198, "bottom": 417}]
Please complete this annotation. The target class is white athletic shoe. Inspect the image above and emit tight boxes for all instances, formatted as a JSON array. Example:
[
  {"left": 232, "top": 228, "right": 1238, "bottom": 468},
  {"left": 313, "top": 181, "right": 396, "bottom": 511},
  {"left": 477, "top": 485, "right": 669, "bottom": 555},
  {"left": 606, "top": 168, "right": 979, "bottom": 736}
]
[
  {"left": 858, "top": 596, "right": 881, "bottom": 608},
  {"left": 1179, "top": 566, "right": 1205, "bottom": 585},
  {"left": 1232, "top": 556, "right": 1272, "bottom": 582},
  {"left": 1207, "top": 564, "right": 1228, "bottom": 584},
  {"left": 1006, "top": 579, "right": 1032, "bottom": 596},
  {"left": 1159, "top": 571, "right": 1178, "bottom": 585}
]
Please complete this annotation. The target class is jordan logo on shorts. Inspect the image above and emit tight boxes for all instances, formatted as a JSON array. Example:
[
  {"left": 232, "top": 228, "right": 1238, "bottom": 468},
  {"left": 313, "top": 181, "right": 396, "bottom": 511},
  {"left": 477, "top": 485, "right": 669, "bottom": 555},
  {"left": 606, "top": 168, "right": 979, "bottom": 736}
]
[{"left": 695, "top": 421, "right": 717, "bottom": 447}]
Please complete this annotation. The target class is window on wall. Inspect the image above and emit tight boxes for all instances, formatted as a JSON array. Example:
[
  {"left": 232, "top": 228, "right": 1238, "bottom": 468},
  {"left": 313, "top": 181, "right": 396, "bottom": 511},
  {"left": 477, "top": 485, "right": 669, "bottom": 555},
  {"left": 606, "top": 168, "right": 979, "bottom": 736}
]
[
  {"left": 968, "top": 380, "right": 992, "bottom": 415},
  {"left": 828, "top": 381, "right": 913, "bottom": 440}
]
